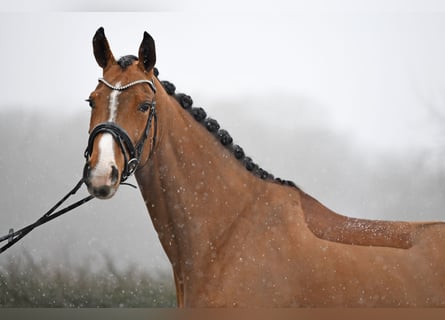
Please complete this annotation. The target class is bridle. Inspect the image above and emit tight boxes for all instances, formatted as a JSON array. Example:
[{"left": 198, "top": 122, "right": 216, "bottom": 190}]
[{"left": 84, "top": 77, "right": 158, "bottom": 183}]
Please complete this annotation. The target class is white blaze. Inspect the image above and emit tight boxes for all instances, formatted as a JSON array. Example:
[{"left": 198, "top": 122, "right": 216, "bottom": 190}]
[
  {"left": 93, "top": 85, "right": 121, "bottom": 182},
  {"left": 108, "top": 84, "right": 121, "bottom": 122},
  {"left": 94, "top": 133, "right": 116, "bottom": 177}
]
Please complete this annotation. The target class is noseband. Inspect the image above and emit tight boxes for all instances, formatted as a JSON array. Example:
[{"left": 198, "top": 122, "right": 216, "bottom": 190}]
[{"left": 84, "top": 78, "right": 157, "bottom": 183}]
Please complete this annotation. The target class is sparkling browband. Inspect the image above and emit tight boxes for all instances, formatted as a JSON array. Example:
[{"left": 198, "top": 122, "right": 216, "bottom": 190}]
[{"left": 98, "top": 78, "right": 156, "bottom": 93}]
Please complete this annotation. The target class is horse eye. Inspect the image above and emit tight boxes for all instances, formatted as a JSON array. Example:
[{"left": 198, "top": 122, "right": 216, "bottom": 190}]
[
  {"left": 138, "top": 101, "right": 151, "bottom": 112},
  {"left": 85, "top": 98, "right": 95, "bottom": 109}
]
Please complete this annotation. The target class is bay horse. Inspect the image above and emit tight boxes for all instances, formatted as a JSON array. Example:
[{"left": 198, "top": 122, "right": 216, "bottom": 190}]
[{"left": 83, "top": 27, "right": 445, "bottom": 307}]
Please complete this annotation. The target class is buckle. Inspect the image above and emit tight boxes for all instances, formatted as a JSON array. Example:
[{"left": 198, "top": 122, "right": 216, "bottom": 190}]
[{"left": 127, "top": 158, "right": 139, "bottom": 176}]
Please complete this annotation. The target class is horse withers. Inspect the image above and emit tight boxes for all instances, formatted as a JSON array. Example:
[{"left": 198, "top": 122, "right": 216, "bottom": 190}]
[{"left": 83, "top": 27, "right": 445, "bottom": 307}]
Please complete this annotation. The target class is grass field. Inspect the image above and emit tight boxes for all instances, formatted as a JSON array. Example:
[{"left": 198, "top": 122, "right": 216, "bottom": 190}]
[{"left": 0, "top": 252, "right": 176, "bottom": 307}]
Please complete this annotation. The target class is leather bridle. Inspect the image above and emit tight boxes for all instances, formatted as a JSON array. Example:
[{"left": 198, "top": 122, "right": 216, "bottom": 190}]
[{"left": 84, "top": 77, "right": 158, "bottom": 183}]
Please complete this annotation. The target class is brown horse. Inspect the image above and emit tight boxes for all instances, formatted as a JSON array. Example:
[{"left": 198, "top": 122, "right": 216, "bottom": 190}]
[{"left": 83, "top": 27, "right": 445, "bottom": 307}]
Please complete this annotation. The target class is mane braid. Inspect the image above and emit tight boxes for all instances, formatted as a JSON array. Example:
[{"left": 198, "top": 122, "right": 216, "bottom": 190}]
[{"left": 154, "top": 68, "right": 298, "bottom": 189}]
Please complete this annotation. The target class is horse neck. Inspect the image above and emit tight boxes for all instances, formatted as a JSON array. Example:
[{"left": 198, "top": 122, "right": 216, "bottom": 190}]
[{"left": 135, "top": 80, "right": 261, "bottom": 271}]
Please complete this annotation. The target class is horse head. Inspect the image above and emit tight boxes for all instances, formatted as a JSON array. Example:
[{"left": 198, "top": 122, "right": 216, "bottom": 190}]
[{"left": 83, "top": 27, "right": 157, "bottom": 199}]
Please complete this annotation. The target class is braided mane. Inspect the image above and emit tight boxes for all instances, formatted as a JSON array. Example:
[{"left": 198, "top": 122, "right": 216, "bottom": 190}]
[{"left": 154, "top": 68, "right": 297, "bottom": 189}]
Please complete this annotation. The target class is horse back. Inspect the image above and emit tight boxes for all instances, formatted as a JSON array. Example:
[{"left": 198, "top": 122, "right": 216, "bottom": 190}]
[{"left": 300, "top": 192, "right": 443, "bottom": 249}]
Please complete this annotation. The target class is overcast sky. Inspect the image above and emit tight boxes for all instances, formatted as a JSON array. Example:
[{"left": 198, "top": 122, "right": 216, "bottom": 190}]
[
  {"left": 1, "top": 2, "right": 445, "bottom": 155},
  {"left": 3, "top": 0, "right": 445, "bottom": 12}
]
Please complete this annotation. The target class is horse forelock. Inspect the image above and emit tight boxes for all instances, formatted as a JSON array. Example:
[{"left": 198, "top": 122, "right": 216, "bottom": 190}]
[{"left": 117, "top": 55, "right": 138, "bottom": 70}]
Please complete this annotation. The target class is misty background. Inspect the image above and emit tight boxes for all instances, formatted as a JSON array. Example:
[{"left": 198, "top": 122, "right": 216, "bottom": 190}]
[{"left": 1, "top": 5, "right": 445, "bottom": 279}]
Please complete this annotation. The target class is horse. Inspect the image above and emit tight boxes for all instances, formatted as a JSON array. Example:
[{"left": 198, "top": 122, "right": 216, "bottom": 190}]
[{"left": 83, "top": 27, "right": 445, "bottom": 307}]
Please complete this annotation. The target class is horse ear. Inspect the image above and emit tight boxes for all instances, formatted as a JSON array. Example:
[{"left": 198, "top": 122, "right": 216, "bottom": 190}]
[
  {"left": 138, "top": 31, "right": 156, "bottom": 72},
  {"left": 93, "top": 27, "right": 116, "bottom": 69}
]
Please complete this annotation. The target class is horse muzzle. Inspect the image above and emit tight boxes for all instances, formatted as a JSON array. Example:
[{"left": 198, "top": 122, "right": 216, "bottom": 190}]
[{"left": 84, "top": 161, "right": 120, "bottom": 199}]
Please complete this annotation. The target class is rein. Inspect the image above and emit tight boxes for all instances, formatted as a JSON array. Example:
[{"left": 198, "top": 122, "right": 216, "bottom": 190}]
[
  {"left": 0, "top": 77, "right": 157, "bottom": 254},
  {"left": 0, "top": 179, "right": 94, "bottom": 254}
]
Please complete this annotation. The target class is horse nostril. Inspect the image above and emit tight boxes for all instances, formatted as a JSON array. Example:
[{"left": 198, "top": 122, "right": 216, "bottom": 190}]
[{"left": 110, "top": 165, "right": 119, "bottom": 184}]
